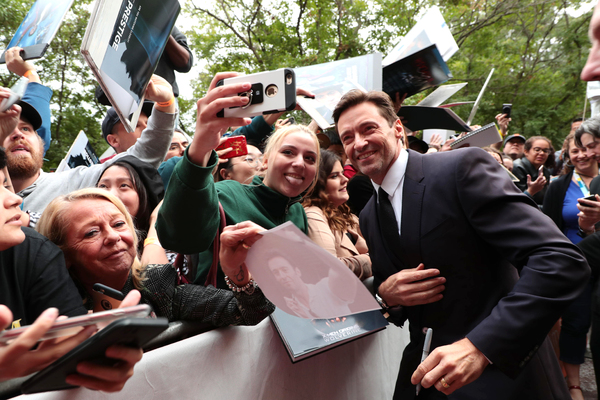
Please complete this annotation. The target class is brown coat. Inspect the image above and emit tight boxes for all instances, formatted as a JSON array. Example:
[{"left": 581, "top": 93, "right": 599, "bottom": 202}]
[{"left": 304, "top": 206, "right": 372, "bottom": 280}]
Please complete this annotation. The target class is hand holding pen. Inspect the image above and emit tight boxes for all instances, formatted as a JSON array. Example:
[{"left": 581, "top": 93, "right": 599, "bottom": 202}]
[{"left": 416, "top": 328, "right": 433, "bottom": 396}]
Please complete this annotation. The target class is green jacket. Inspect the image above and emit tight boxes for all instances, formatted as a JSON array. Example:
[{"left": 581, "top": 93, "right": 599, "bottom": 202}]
[{"left": 156, "top": 149, "right": 308, "bottom": 287}]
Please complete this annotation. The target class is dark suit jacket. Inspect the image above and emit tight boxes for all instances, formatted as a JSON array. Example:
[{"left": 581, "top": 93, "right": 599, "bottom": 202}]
[{"left": 360, "top": 148, "right": 589, "bottom": 400}]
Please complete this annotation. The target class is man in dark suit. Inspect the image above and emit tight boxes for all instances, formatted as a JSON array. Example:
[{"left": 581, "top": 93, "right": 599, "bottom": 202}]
[{"left": 333, "top": 90, "right": 589, "bottom": 399}]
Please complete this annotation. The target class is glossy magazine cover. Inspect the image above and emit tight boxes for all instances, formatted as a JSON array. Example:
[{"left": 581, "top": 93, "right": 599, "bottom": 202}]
[
  {"left": 1, "top": 0, "right": 74, "bottom": 62},
  {"left": 100, "top": 0, "right": 179, "bottom": 104}
]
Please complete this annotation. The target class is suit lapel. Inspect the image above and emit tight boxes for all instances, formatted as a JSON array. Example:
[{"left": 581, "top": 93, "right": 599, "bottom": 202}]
[{"left": 401, "top": 150, "right": 425, "bottom": 268}]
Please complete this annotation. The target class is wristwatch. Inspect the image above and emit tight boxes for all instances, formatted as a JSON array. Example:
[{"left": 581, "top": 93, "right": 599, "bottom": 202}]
[
  {"left": 375, "top": 293, "right": 389, "bottom": 310},
  {"left": 577, "top": 226, "right": 595, "bottom": 238}
]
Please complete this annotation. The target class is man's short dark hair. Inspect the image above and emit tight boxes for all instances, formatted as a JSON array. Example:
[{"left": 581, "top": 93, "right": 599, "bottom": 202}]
[
  {"left": 332, "top": 90, "right": 398, "bottom": 131},
  {"left": 574, "top": 116, "right": 600, "bottom": 147}
]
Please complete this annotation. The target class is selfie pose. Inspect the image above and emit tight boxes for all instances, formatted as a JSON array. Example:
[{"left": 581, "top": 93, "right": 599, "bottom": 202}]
[{"left": 157, "top": 72, "right": 320, "bottom": 289}]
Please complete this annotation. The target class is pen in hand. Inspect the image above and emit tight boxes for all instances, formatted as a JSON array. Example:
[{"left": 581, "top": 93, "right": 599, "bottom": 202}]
[{"left": 416, "top": 328, "right": 433, "bottom": 396}]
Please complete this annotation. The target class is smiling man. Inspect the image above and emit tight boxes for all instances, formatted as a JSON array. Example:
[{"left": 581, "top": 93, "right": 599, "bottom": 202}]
[{"left": 334, "top": 89, "right": 588, "bottom": 399}]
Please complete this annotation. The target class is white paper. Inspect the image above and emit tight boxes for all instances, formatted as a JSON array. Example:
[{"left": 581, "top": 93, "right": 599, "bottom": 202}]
[
  {"left": 245, "top": 222, "right": 380, "bottom": 319},
  {"left": 383, "top": 6, "right": 459, "bottom": 66},
  {"left": 422, "top": 129, "right": 453, "bottom": 144},
  {"left": 417, "top": 83, "right": 467, "bottom": 107}
]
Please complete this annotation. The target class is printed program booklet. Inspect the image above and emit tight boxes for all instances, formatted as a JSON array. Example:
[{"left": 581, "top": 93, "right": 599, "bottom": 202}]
[
  {"left": 244, "top": 222, "right": 380, "bottom": 320},
  {"left": 383, "top": 6, "right": 458, "bottom": 66},
  {"left": 0, "top": 0, "right": 75, "bottom": 63},
  {"left": 80, "top": 0, "right": 180, "bottom": 132},
  {"left": 383, "top": 44, "right": 452, "bottom": 100},
  {"left": 270, "top": 308, "right": 388, "bottom": 363},
  {"left": 55, "top": 131, "right": 99, "bottom": 173},
  {"left": 450, "top": 122, "right": 502, "bottom": 149},
  {"left": 398, "top": 105, "right": 471, "bottom": 133}
]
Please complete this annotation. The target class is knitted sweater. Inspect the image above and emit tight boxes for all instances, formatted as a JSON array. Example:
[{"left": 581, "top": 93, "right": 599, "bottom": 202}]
[{"left": 157, "top": 150, "right": 308, "bottom": 287}]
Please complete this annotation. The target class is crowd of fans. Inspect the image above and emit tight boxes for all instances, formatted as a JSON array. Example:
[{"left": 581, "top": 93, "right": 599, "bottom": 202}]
[{"left": 1, "top": 13, "right": 600, "bottom": 400}]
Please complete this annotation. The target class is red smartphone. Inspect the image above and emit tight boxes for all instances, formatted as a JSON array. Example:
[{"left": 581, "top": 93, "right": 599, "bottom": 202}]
[{"left": 216, "top": 135, "right": 248, "bottom": 159}]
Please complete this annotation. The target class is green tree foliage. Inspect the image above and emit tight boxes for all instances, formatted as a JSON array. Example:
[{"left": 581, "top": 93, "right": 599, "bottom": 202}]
[
  {"left": 0, "top": 0, "right": 595, "bottom": 166},
  {"left": 444, "top": 0, "right": 592, "bottom": 147},
  {"left": 186, "top": 0, "right": 594, "bottom": 148}
]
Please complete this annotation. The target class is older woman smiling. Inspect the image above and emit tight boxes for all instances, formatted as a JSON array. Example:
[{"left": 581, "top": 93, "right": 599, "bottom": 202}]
[{"left": 37, "top": 188, "right": 274, "bottom": 325}]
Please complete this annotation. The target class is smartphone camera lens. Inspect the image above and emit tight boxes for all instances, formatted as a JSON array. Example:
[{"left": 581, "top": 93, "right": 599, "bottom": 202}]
[{"left": 265, "top": 84, "right": 278, "bottom": 98}]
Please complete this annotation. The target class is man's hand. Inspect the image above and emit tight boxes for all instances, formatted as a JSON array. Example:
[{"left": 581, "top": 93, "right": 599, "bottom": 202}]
[
  {"left": 378, "top": 263, "right": 445, "bottom": 307},
  {"left": 5, "top": 47, "right": 39, "bottom": 82},
  {"left": 189, "top": 72, "right": 252, "bottom": 166},
  {"left": 411, "top": 338, "right": 490, "bottom": 395},
  {"left": 526, "top": 173, "right": 547, "bottom": 196}
]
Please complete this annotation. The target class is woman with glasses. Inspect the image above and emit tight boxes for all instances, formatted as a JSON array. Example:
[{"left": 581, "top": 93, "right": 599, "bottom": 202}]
[
  {"left": 512, "top": 136, "right": 554, "bottom": 206},
  {"left": 215, "top": 143, "right": 263, "bottom": 184},
  {"left": 542, "top": 132, "right": 600, "bottom": 400}
]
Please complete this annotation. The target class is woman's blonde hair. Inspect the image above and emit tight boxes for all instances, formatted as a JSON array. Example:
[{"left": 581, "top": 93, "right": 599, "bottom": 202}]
[
  {"left": 36, "top": 188, "right": 145, "bottom": 289},
  {"left": 262, "top": 124, "right": 321, "bottom": 197}
]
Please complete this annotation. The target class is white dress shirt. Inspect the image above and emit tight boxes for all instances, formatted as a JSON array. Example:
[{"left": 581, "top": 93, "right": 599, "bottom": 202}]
[{"left": 371, "top": 149, "right": 409, "bottom": 236}]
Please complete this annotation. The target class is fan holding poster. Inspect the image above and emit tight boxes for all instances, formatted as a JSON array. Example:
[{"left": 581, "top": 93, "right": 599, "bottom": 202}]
[{"left": 0, "top": 0, "right": 74, "bottom": 63}]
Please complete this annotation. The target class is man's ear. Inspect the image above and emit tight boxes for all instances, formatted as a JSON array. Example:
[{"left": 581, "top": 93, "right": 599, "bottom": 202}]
[
  {"left": 393, "top": 119, "right": 407, "bottom": 148},
  {"left": 106, "top": 133, "right": 119, "bottom": 150}
]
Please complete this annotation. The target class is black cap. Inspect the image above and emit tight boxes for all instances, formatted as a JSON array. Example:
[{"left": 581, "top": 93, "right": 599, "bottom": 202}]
[
  {"left": 101, "top": 100, "right": 154, "bottom": 142},
  {"left": 503, "top": 133, "right": 526, "bottom": 146},
  {"left": 16, "top": 100, "right": 42, "bottom": 131}
]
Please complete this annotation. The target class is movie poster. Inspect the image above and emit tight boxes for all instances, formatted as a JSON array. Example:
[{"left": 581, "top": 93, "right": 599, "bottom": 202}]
[
  {"left": 3, "top": 0, "right": 74, "bottom": 60},
  {"left": 100, "top": 0, "right": 179, "bottom": 104}
]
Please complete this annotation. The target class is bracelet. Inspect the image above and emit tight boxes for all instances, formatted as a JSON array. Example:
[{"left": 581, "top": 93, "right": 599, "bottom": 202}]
[
  {"left": 143, "top": 237, "right": 161, "bottom": 247},
  {"left": 224, "top": 275, "right": 257, "bottom": 295},
  {"left": 23, "top": 70, "right": 37, "bottom": 78},
  {"left": 156, "top": 96, "right": 175, "bottom": 108}
]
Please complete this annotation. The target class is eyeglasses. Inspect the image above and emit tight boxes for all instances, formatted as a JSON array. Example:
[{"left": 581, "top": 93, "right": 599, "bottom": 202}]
[
  {"left": 232, "top": 155, "right": 263, "bottom": 168},
  {"left": 532, "top": 147, "right": 551, "bottom": 154}
]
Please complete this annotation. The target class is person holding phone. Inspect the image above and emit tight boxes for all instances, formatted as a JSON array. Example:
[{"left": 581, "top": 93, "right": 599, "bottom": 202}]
[
  {"left": 37, "top": 188, "right": 274, "bottom": 324},
  {"left": 543, "top": 132, "right": 600, "bottom": 399},
  {"left": 156, "top": 72, "right": 321, "bottom": 289},
  {"left": 0, "top": 133, "right": 142, "bottom": 389}
]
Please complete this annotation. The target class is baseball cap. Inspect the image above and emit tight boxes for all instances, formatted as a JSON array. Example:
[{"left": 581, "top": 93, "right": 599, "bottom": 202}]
[
  {"left": 16, "top": 100, "right": 42, "bottom": 131},
  {"left": 503, "top": 133, "right": 526, "bottom": 146},
  {"left": 101, "top": 100, "right": 154, "bottom": 142}
]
